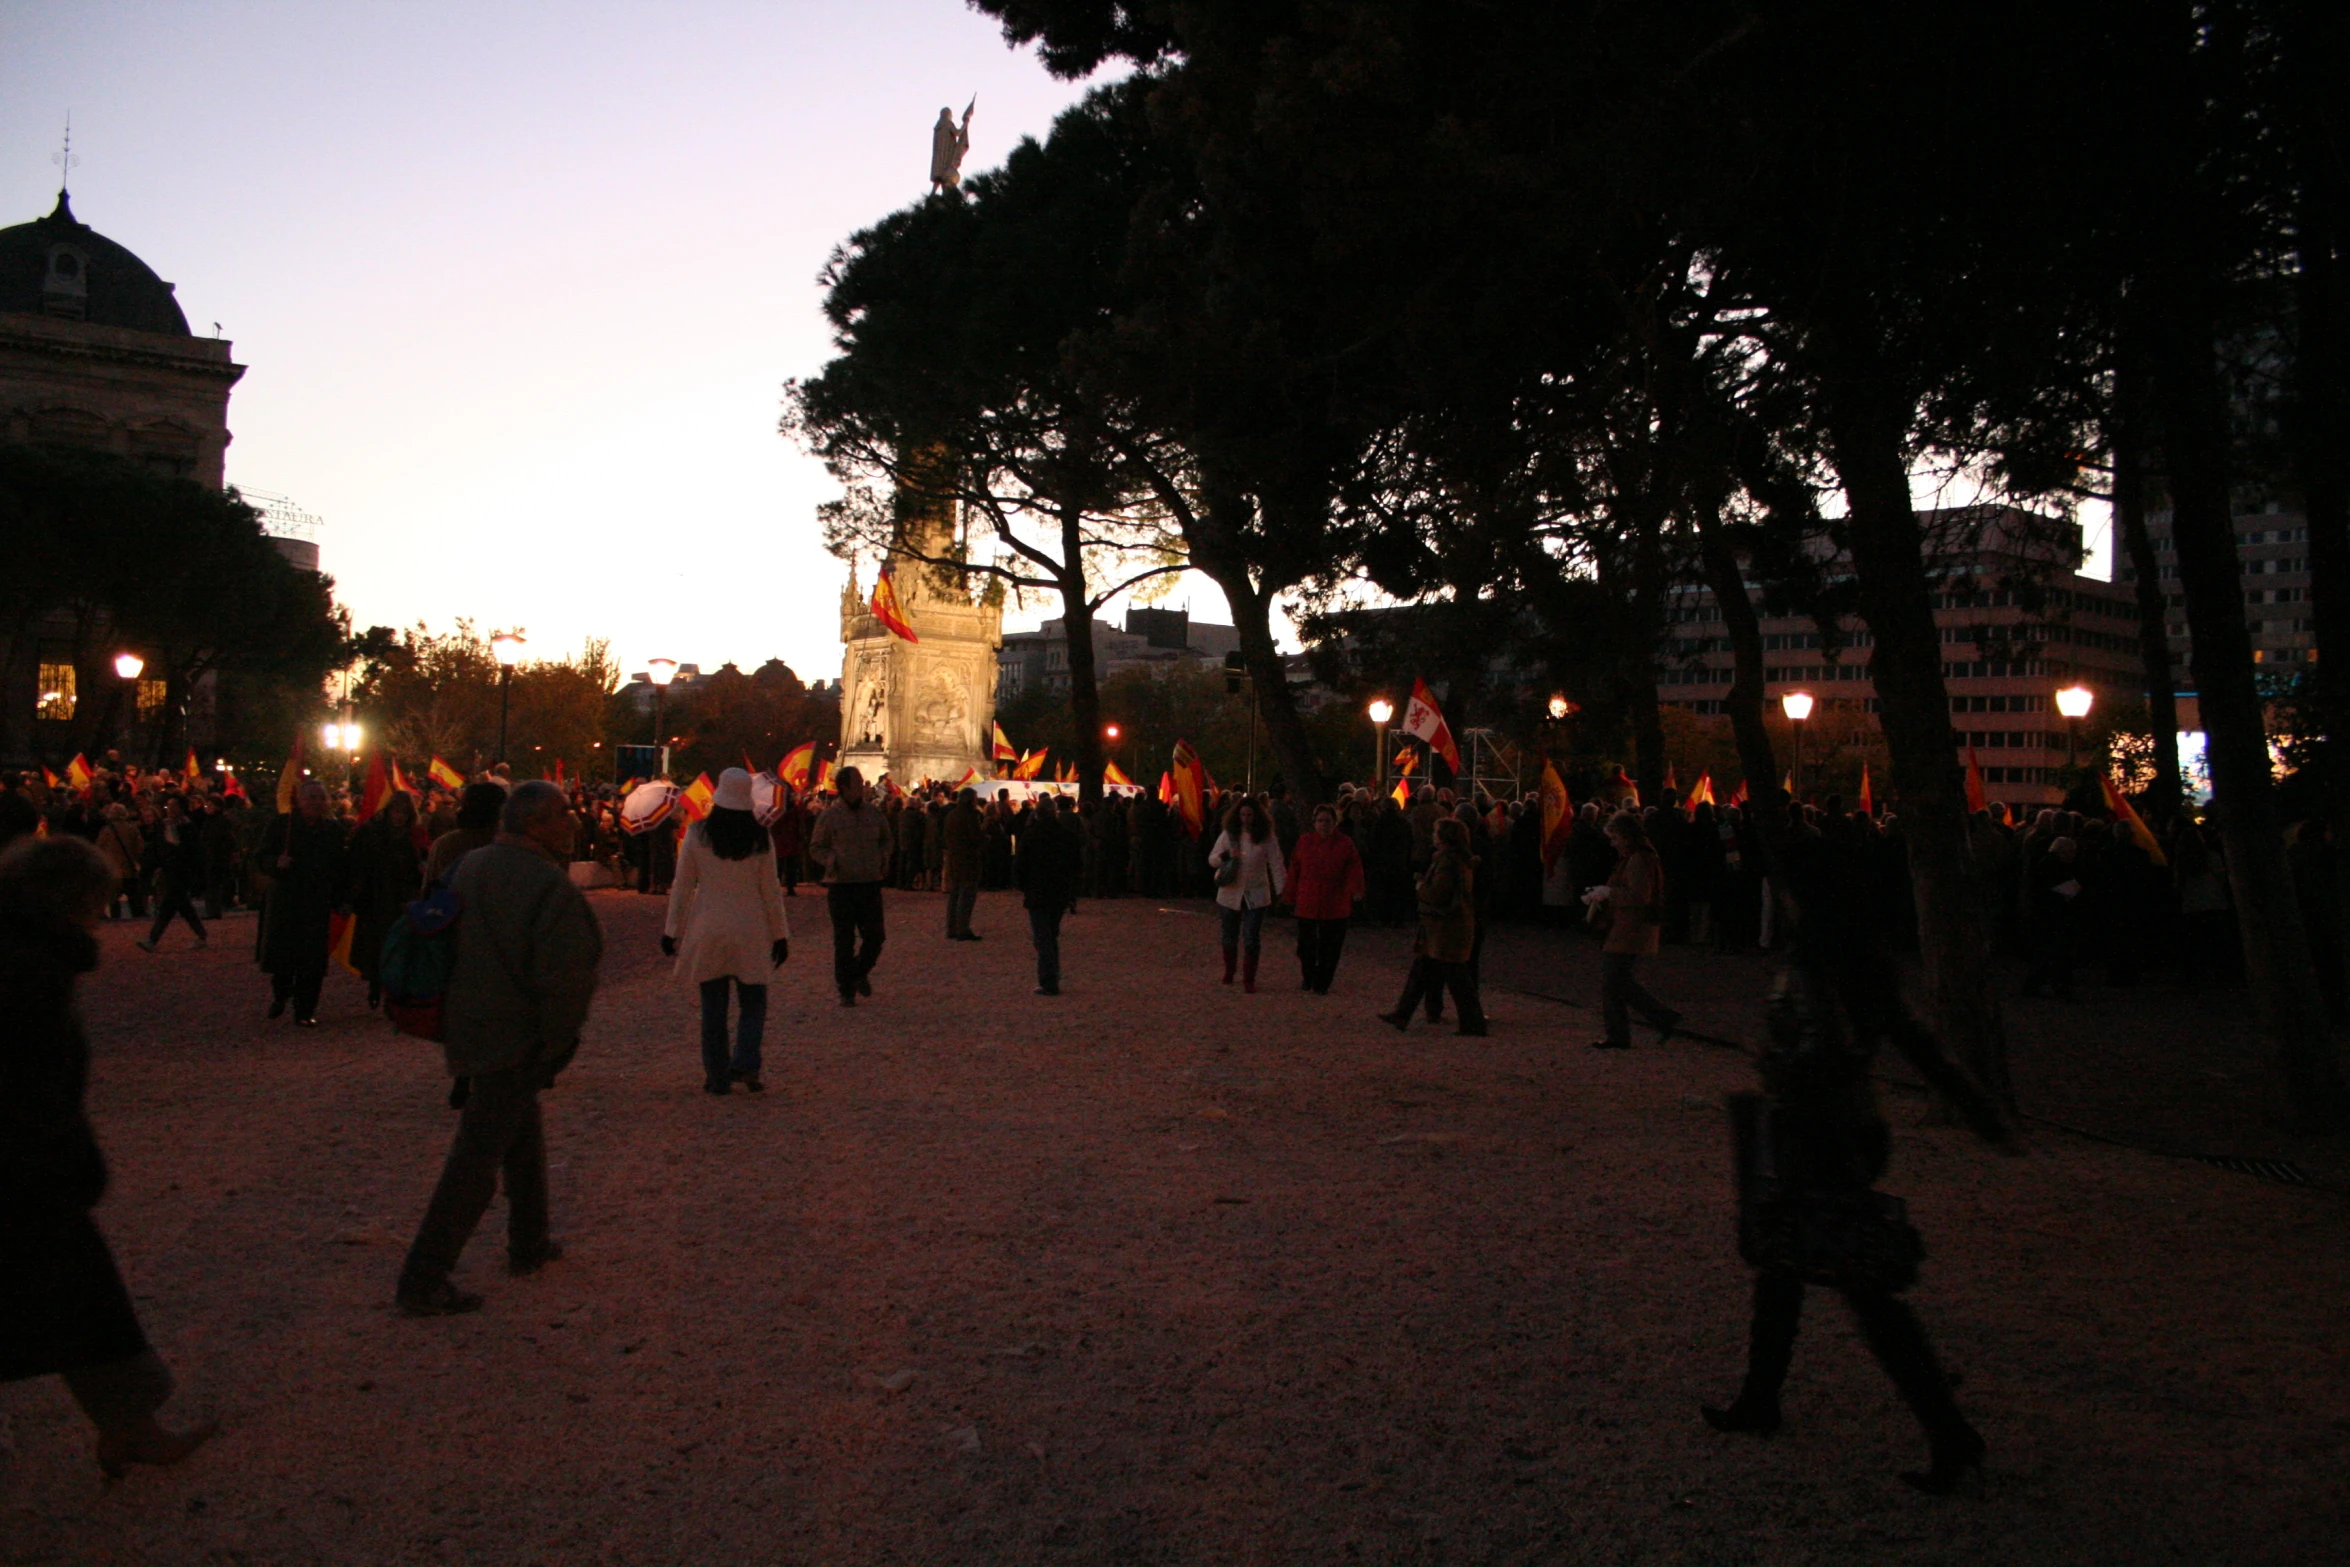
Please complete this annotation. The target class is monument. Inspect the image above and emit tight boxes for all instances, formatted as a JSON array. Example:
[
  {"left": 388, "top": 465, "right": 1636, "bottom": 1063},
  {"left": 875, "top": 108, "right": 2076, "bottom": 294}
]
[
  {"left": 929, "top": 99, "right": 975, "bottom": 196},
  {"left": 837, "top": 477, "right": 1003, "bottom": 787}
]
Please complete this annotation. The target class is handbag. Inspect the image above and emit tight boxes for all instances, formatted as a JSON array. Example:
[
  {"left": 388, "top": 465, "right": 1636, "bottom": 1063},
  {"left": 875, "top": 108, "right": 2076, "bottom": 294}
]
[
  {"left": 1214, "top": 849, "right": 1243, "bottom": 889},
  {"left": 1729, "top": 1093, "right": 1923, "bottom": 1292}
]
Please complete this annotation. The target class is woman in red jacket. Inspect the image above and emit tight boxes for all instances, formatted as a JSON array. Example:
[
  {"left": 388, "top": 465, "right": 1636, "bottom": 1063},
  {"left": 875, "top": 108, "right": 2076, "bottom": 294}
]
[{"left": 1289, "top": 803, "right": 1366, "bottom": 993}]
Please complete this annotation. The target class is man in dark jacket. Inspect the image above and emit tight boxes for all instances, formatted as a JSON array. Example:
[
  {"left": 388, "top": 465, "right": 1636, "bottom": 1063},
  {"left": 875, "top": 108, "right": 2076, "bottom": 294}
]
[
  {"left": 396, "top": 782, "right": 603, "bottom": 1317},
  {"left": 942, "top": 788, "right": 985, "bottom": 940},
  {"left": 256, "top": 780, "right": 349, "bottom": 1024},
  {"left": 1016, "top": 794, "right": 1080, "bottom": 995}
]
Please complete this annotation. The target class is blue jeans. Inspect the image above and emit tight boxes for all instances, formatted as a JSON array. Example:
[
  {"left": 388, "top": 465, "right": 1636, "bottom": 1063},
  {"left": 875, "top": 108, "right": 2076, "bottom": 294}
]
[
  {"left": 1029, "top": 904, "right": 1064, "bottom": 991},
  {"left": 1218, "top": 904, "right": 1267, "bottom": 955},
  {"left": 698, "top": 977, "right": 767, "bottom": 1086}
]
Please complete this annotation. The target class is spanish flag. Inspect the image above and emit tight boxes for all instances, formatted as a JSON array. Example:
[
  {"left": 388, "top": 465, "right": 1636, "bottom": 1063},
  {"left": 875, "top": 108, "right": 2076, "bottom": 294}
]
[
  {"left": 429, "top": 756, "right": 465, "bottom": 790},
  {"left": 2100, "top": 771, "right": 2168, "bottom": 866},
  {"left": 391, "top": 760, "right": 418, "bottom": 797},
  {"left": 681, "top": 772, "right": 717, "bottom": 821},
  {"left": 1689, "top": 772, "right": 1715, "bottom": 808},
  {"left": 778, "top": 740, "right": 815, "bottom": 790},
  {"left": 1391, "top": 775, "right": 1411, "bottom": 807},
  {"left": 991, "top": 721, "right": 1018, "bottom": 762},
  {"left": 1393, "top": 746, "right": 1418, "bottom": 777},
  {"left": 1158, "top": 770, "right": 1175, "bottom": 806},
  {"left": 815, "top": 758, "right": 837, "bottom": 793},
  {"left": 953, "top": 765, "right": 982, "bottom": 790},
  {"left": 1539, "top": 757, "right": 1573, "bottom": 870},
  {"left": 355, "top": 751, "right": 392, "bottom": 823},
  {"left": 274, "top": 735, "right": 304, "bottom": 814},
  {"left": 1858, "top": 763, "right": 1874, "bottom": 816},
  {"left": 1964, "top": 746, "right": 1988, "bottom": 814},
  {"left": 66, "top": 754, "right": 94, "bottom": 791},
  {"left": 1104, "top": 759, "right": 1135, "bottom": 788},
  {"left": 42, "top": 766, "right": 61, "bottom": 789},
  {"left": 1055, "top": 760, "right": 1075, "bottom": 784},
  {"left": 184, "top": 748, "right": 203, "bottom": 785},
  {"left": 869, "top": 559, "right": 920, "bottom": 643},
  {"left": 1663, "top": 764, "right": 1679, "bottom": 794},
  {"left": 1015, "top": 748, "right": 1048, "bottom": 780},
  {"left": 1169, "top": 739, "right": 1208, "bottom": 838}
]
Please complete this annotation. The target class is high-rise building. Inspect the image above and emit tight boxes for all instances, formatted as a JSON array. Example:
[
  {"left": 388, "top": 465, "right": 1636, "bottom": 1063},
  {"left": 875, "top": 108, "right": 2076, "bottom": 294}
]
[{"left": 2113, "top": 503, "right": 2313, "bottom": 670}]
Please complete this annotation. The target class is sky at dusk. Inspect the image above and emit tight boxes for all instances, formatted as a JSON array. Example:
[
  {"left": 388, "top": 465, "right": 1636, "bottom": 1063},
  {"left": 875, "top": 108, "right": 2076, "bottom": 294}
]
[{"left": 0, "top": 0, "right": 1167, "bottom": 683}]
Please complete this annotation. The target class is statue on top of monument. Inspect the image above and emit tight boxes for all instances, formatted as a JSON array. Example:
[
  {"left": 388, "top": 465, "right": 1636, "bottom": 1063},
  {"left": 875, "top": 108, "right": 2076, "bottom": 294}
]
[{"left": 930, "top": 98, "right": 975, "bottom": 197}]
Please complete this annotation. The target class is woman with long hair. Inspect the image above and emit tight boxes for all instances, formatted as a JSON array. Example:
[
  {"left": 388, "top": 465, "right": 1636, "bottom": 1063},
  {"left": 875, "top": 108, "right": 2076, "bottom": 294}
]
[
  {"left": 663, "top": 769, "right": 791, "bottom": 1095},
  {"left": 1289, "top": 803, "right": 1365, "bottom": 993},
  {"left": 1378, "top": 816, "right": 1486, "bottom": 1034},
  {"left": 2, "top": 835, "right": 217, "bottom": 1476},
  {"left": 1208, "top": 797, "right": 1286, "bottom": 992},
  {"left": 1588, "top": 809, "right": 1681, "bottom": 1049}
]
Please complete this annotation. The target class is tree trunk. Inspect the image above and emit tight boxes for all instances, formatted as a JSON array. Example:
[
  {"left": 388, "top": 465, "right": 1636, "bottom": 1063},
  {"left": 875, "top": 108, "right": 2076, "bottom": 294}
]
[
  {"left": 2112, "top": 345, "right": 2184, "bottom": 821},
  {"left": 1694, "top": 508, "right": 1783, "bottom": 827},
  {"left": 1182, "top": 494, "right": 1327, "bottom": 804},
  {"left": 1818, "top": 356, "right": 2011, "bottom": 1103},
  {"left": 1056, "top": 505, "right": 1108, "bottom": 808}
]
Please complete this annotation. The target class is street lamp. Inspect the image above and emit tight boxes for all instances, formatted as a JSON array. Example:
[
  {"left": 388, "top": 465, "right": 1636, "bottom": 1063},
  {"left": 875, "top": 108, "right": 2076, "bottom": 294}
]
[
  {"left": 1368, "top": 698, "right": 1395, "bottom": 789},
  {"left": 113, "top": 652, "right": 144, "bottom": 682},
  {"left": 2055, "top": 683, "right": 2094, "bottom": 772},
  {"left": 1781, "top": 689, "right": 1815, "bottom": 798},
  {"left": 1548, "top": 692, "right": 1570, "bottom": 721},
  {"left": 645, "top": 657, "right": 678, "bottom": 776},
  {"left": 491, "top": 633, "right": 527, "bottom": 763}
]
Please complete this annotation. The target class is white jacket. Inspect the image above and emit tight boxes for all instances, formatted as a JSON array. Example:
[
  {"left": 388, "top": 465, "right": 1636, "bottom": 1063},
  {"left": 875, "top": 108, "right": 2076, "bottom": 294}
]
[
  {"left": 1209, "top": 829, "right": 1286, "bottom": 911},
  {"left": 665, "top": 824, "right": 791, "bottom": 984}
]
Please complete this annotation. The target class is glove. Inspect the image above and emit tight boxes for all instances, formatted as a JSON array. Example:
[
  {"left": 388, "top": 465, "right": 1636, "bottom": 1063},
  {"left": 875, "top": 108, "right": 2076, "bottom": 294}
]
[
  {"left": 660, "top": 935, "right": 677, "bottom": 957},
  {"left": 770, "top": 938, "right": 790, "bottom": 967}
]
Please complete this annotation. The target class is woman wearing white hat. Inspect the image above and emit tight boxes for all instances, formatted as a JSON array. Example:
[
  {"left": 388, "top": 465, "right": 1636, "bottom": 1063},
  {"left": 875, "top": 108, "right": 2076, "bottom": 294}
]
[{"left": 663, "top": 768, "right": 791, "bottom": 1094}]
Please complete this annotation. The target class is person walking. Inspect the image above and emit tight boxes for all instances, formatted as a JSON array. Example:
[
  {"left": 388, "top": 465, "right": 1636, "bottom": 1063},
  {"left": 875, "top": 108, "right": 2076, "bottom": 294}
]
[
  {"left": 256, "top": 779, "right": 350, "bottom": 1026},
  {"left": 1378, "top": 816, "right": 1487, "bottom": 1034},
  {"left": 135, "top": 795, "right": 209, "bottom": 952},
  {"left": 1017, "top": 793, "right": 1080, "bottom": 994},
  {"left": 808, "top": 765, "right": 892, "bottom": 1007},
  {"left": 942, "top": 786, "right": 985, "bottom": 940},
  {"left": 1208, "top": 798, "right": 1287, "bottom": 992},
  {"left": 1290, "top": 803, "right": 1364, "bottom": 993},
  {"left": 1588, "top": 809, "right": 1681, "bottom": 1049},
  {"left": 93, "top": 803, "right": 146, "bottom": 921},
  {"left": 664, "top": 769, "right": 790, "bottom": 1094},
  {"left": 345, "top": 791, "right": 425, "bottom": 1008},
  {"left": 396, "top": 782, "right": 602, "bottom": 1317},
  {"left": 1, "top": 835, "right": 217, "bottom": 1476}
]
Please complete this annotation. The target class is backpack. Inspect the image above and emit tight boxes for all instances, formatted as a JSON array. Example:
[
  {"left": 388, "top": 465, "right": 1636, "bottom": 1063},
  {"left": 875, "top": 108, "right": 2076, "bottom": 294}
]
[{"left": 379, "top": 886, "right": 463, "bottom": 1040}]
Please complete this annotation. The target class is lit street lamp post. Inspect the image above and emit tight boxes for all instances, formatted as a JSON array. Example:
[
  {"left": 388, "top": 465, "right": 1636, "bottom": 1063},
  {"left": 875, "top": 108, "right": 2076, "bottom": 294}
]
[
  {"left": 492, "top": 633, "right": 528, "bottom": 764},
  {"left": 1781, "top": 689, "right": 1815, "bottom": 798},
  {"left": 646, "top": 657, "right": 678, "bottom": 776},
  {"left": 1367, "top": 698, "right": 1394, "bottom": 790},
  {"left": 2056, "top": 683, "right": 2095, "bottom": 775}
]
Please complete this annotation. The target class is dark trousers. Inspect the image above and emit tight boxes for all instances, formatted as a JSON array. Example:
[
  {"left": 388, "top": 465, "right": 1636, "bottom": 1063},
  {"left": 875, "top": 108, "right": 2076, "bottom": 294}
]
[
  {"left": 147, "top": 887, "right": 206, "bottom": 945},
  {"left": 270, "top": 966, "right": 326, "bottom": 1020},
  {"left": 946, "top": 884, "right": 979, "bottom": 938},
  {"left": 1029, "top": 904, "right": 1064, "bottom": 991},
  {"left": 1600, "top": 950, "right": 1676, "bottom": 1042},
  {"left": 1295, "top": 917, "right": 1349, "bottom": 992},
  {"left": 698, "top": 977, "right": 766, "bottom": 1086},
  {"left": 827, "top": 881, "right": 886, "bottom": 997},
  {"left": 400, "top": 1067, "right": 549, "bottom": 1284},
  {"left": 1394, "top": 956, "right": 1485, "bottom": 1030},
  {"left": 1735, "top": 1272, "right": 1972, "bottom": 1444}
]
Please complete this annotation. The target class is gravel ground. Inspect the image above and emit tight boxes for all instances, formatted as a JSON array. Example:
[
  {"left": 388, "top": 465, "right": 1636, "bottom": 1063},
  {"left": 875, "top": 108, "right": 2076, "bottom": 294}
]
[{"left": 3, "top": 888, "right": 2346, "bottom": 1565}]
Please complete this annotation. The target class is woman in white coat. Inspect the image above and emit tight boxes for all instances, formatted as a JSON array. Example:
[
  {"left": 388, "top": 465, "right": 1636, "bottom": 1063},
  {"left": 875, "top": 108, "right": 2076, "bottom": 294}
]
[
  {"left": 1208, "top": 797, "right": 1286, "bottom": 992},
  {"left": 663, "top": 769, "right": 791, "bottom": 1094}
]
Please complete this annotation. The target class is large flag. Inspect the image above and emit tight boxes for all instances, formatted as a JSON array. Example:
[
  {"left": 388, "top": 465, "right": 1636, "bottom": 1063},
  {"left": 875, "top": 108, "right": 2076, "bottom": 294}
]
[
  {"left": 681, "top": 771, "right": 717, "bottom": 821},
  {"left": 1104, "top": 759, "right": 1135, "bottom": 788},
  {"left": 1964, "top": 746, "right": 1988, "bottom": 814},
  {"left": 429, "top": 756, "right": 465, "bottom": 790},
  {"left": 991, "top": 721, "right": 1018, "bottom": 763},
  {"left": 184, "top": 748, "right": 203, "bottom": 785},
  {"left": 1539, "top": 758, "right": 1573, "bottom": 870},
  {"left": 1170, "top": 739, "right": 1208, "bottom": 837},
  {"left": 66, "top": 753, "right": 94, "bottom": 791},
  {"left": 1400, "top": 677, "right": 1461, "bottom": 773},
  {"left": 1015, "top": 747, "right": 1048, "bottom": 780},
  {"left": 778, "top": 740, "right": 816, "bottom": 790},
  {"left": 1858, "top": 764, "right": 1874, "bottom": 816},
  {"left": 2100, "top": 771, "right": 2169, "bottom": 865},
  {"left": 355, "top": 751, "right": 393, "bottom": 823},
  {"left": 815, "top": 757, "right": 837, "bottom": 793},
  {"left": 274, "top": 734, "right": 304, "bottom": 814},
  {"left": 869, "top": 559, "right": 920, "bottom": 642}
]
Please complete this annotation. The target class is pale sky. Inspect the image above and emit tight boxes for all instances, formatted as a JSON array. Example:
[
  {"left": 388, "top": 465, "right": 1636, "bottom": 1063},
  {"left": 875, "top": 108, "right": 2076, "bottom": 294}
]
[{"left": 0, "top": 0, "right": 1169, "bottom": 683}]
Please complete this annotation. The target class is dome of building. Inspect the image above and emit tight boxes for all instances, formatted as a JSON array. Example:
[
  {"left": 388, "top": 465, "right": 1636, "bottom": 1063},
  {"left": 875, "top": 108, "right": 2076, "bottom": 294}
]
[{"left": 0, "top": 191, "right": 191, "bottom": 336}]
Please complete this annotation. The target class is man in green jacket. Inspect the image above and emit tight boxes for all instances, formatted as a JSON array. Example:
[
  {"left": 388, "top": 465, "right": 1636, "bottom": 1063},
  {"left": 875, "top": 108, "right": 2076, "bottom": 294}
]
[{"left": 397, "top": 781, "right": 603, "bottom": 1317}]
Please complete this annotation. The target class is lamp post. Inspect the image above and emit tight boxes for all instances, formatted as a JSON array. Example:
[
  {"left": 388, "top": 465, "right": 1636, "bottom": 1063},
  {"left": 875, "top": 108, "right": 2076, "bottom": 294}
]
[
  {"left": 320, "top": 718, "right": 362, "bottom": 790},
  {"left": 2055, "top": 683, "right": 2094, "bottom": 775},
  {"left": 491, "top": 633, "right": 527, "bottom": 764},
  {"left": 646, "top": 657, "right": 678, "bottom": 776},
  {"left": 1368, "top": 698, "right": 1395, "bottom": 790},
  {"left": 1781, "top": 689, "right": 1815, "bottom": 798},
  {"left": 110, "top": 652, "right": 144, "bottom": 764}
]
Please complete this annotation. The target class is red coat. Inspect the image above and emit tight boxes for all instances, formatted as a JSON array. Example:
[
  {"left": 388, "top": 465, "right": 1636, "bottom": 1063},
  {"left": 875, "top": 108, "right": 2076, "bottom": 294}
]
[{"left": 1288, "top": 829, "right": 1365, "bottom": 920}]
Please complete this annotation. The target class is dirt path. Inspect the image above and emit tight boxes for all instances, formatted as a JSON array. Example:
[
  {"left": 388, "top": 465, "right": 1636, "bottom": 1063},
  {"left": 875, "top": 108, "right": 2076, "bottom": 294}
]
[{"left": 4, "top": 889, "right": 2345, "bottom": 1564}]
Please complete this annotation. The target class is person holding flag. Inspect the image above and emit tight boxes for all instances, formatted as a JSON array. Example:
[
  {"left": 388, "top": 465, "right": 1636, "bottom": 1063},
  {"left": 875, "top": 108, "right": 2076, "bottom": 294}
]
[{"left": 256, "top": 778, "right": 350, "bottom": 1026}]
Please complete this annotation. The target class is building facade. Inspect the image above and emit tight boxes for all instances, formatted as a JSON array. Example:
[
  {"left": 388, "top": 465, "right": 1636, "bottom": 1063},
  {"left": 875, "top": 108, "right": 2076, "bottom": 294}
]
[
  {"left": 997, "top": 607, "right": 1242, "bottom": 701},
  {"left": 2113, "top": 502, "right": 2313, "bottom": 671},
  {"left": 838, "top": 494, "right": 1005, "bottom": 786}
]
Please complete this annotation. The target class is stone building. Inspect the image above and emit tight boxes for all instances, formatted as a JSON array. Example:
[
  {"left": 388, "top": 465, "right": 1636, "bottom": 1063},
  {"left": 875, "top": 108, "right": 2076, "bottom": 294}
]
[{"left": 837, "top": 494, "right": 1005, "bottom": 786}]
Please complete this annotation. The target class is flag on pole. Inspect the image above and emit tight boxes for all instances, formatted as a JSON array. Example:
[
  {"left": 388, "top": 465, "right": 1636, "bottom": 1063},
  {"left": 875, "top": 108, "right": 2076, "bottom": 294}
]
[
  {"left": 1104, "top": 759, "right": 1135, "bottom": 787},
  {"left": 429, "top": 756, "right": 464, "bottom": 790},
  {"left": 1015, "top": 748, "right": 1048, "bottom": 780},
  {"left": 1170, "top": 739, "right": 1208, "bottom": 837},
  {"left": 184, "top": 748, "right": 202, "bottom": 785},
  {"left": 815, "top": 758, "right": 837, "bottom": 793},
  {"left": 392, "top": 760, "right": 417, "bottom": 797},
  {"left": 778, "top": 741, "right": 815, "bottom": 789},
  {"left": 1391, "top": 776, "right": 1411, "bottom": 807},
  {"left": 1539, "top": 758, "right": 1573, "bottom": 870},
  {"left": 869, "top": 559, "right": 920, "bottom": 642},
  {"left": 355, "top": 751, "right": 392, "bottom": 823},
  {"left": 2099, "top": 771, "right": 2169, "bottom": 865},
  {"left": 953, "top": 765, "right": 981, "bottom": 790},
  {"left": 1964, "top": 746, "right": 1988, "bottom": 814},
  {"left": 1400, "top": 678, "right": 1461, "bottom": 773},
  {"left": 42, "top": 766, "right": 61, "bottom": 789},
  {"left": 274, "top": 735, "right": 303, "bottom": 814},
  {"left": 991, "top": 721, "right": 1018, "bottom": 763},
  {"left": 1858, "top": 764, "right": 1874, "bottom": 816},
  {"left": 1055, "top": 759, "right": 1075, "bottom": 783},
  {"left": 1393, "top": 746, "right": 1418, "bottom": 777},
  {"left": 67, "top": 754, "right": 94, "bottom": 791},
  {"left": 681, "top": 772, "right": 717, "bottom": 821}
]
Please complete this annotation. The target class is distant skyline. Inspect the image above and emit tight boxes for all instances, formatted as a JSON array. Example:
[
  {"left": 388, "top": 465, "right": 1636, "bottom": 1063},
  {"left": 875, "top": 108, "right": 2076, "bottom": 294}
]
[{"left": 0, "top": 0, "right": 1160, "bottom": 683}]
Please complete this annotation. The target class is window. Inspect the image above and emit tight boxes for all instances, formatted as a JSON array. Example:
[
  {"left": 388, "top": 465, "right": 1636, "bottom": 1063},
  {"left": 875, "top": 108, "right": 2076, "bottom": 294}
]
[
  {"left": 36, "top": 662, "right": 76, "bottom": 722},
  {"left": 136, "top": 678, "right": 168, "bottom": 719}
]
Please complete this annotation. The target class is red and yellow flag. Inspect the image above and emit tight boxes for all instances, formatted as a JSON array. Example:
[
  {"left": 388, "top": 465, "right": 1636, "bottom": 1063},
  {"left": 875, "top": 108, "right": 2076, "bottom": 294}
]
[
  {"left": 953, "top": 765, "right": 981, "bottom": 790},
  {"left": 1055, "top": 759, "right": 1075, "bottom": 783},
  {"left": 1610, "top": 765, "right": 1640, "bottom": 807},
  {"left": 329, "top": 911, "right": 359, "bottom": 976},
  {"left": 66, "top": 754, "right": 94, "bottom": 791},
  {"left": 391, "top": 760, "right": 417, "bottom": 797},
  {"left": 429, "top": 756, "right": 464, "bottom": 790},
  {"left": 680, "top": 772, "right": 717, "bottom": 821},
  {"left": 1015, "top": 748, "right": 1048, "bottom": 780},
  {"left": 355, "top": 752, "right": 392, "bottom": 823},
  {"left": 1964, "top": 746, "right": 1988, "bottom": 814},
  {"left": 1390, "top": 775, "right": 1411, "bottom": 807},
  {"left": 1689, "top": 772, "right": 1715, "bottom": 809},
  {"left": 221, "top": 770, "right": 247, "bottom": 801},
  {"left": 274, "top": 735, "right": 304, "bottom": 814},
  {"left": 42, "top": 766, "right": 62, "bottom": 789},
  {"left": 991, "top": 721, "right": 1017, "bottom": 763},
  {"left": 869, "top": 560, "right": 920, "bottom": 642},
  {"left": 815, "top": 758, "right": 837, "bottom": 793},
  {"left": 1158, "top": 770, "right": 1175, "bottom": 805},
  {"left": 184, "top": 748, "right": 203, "bottom": 785},
  {"left": 1170, "top": 739, "right": 1208, "bottom": 838},
  {"left": 1730, "top": 778, "right": 1749, "bottom": 807},
  {"left": 1858, "top": 764, "right": 1874, "bottom": 816},
  {"left": 1663, "top": 764, "right": 1679, "bottom": 795},
  {"left": 778, "top": 740, "right": 815, "bottom": 790},
  {"left": 2100, "top": 771, "right": 2168, "bottom": 866},
  {"left": 1393, "top": 746, "right": 1418, "bottom": 777},
  {"left": 1539, "top": 757, "right": 1572, "bottom": 870},
  {"left": 1104, "top": 759, "right": 1135, "bottom": 788},
  {"left": 1400, "top": 677, "right": 1461, "bottom": 773}
]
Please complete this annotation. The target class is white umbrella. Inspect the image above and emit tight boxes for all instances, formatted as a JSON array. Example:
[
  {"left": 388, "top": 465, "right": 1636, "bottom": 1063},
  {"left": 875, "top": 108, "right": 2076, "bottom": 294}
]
[
  {"left": 750, "top": 771, "right": 788, "bottom": 826},
  {"left": 620, "top": 780, "right": 681, "bottom": 834}
]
